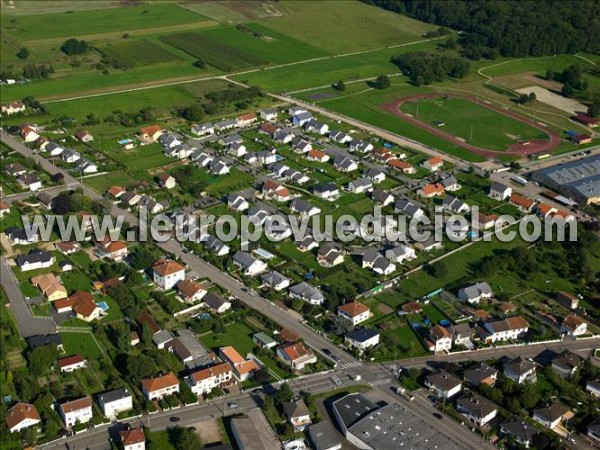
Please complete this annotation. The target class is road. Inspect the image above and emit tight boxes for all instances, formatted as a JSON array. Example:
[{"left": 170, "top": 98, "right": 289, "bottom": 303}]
[
  {"left": 0, "top": 130, "right": 354, "bottom": 364},
  {"left": 0, "top": 256, "right": 56, "bottom": 337},
  {"left": 0, "top": 184, "right": 68, "bottom": 205}
]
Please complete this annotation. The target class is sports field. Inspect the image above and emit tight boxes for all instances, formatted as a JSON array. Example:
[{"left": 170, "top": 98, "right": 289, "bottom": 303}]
[
  {"left": 160, "top": 32, "right": 267, "bottom": 71},
  {"left": 399, "top": 97, "right": 547, "bottom": 151},
  {"left": 96, "top": 39, "right": 182, "bottom": 68}
]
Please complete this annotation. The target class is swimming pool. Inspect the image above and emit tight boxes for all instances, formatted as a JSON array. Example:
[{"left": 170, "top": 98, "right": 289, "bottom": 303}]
[{"left": 96, "top": 301, "right": 109, "bottom": 312}]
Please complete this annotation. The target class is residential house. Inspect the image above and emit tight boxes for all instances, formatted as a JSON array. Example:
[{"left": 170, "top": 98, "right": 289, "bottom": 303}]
[
  {"left": 560, "top": 315, "right": 587, "bottom": 336},
  {"left": 141, "top": 373, "right": 180, "bottom": 401},
  {"left": 0, "top": 202, "right": 10, "bottom": 218},
  {"left": 482, "top": 316, "right": 529, "bottom": 343},
  {"left": 227, "top": 142, "right": 247, "bottom": 157},
  {"left": 4, "top": 162, "right": 27, "bottom": 177},
  {"left": 54, "top": 291, "right": 102, "bottom": 322},
  {"left": 589, "top": 418, "right": 600, "bottom": 444},
  {"left": 338, "top": 301, "right": 370, "bottom": 326},
  {"left": 418, "top": 183, "right": 445, "bottom": 198},
  {"left": 463, "top": 362, "right": 498, "bottom": 387},
  {"left": 504, "top": 357, "right": 537, "bottom": 384},
  {"left": 177, "top": 279, "right": 207, "bottom": 303},
  {"left": 218, "top": 347, "right": 259, "bottom": 381},
  {"left": 219, "top": 133, "right": 243, "bottom": 146},
  {"left": 16, "top": 172, "right": 42, "bottom": 191},
  {"left": 427, "top": 325, "right": 452, "bottom": 353},
  {"left": 313, "top": 182, "right": 340, "bottom": 201},
  {"left": 289, "top": 282, "right": 325, "bottom": 305},
  {"left": 262, "top": 180, "right": 290, "bottom": 202},
  {"left": 395, "top": 197, "right": 425, "bottom": 219},
  {"left": 20, "top": 124, "right": 39, "bottom": 142},
  {"left": 233, "top": 251, "right": 267, "bottom": 276},
  {"left": 203, "top": 292, "right": 231, "bottom": 314},
  {"left": 277, "top": 342, "right": 317, "bottom": 370},
  {"left": 237, "top": 112, "right": 256, "bottom": 128},
  {"left": 152, "top": 259, "right": 186, "bottom": 290},
  {"left": 26, "top": 333, "right": 63, "bottom": 352},
  {"left": 138, "top": 125, "right": 163, "bottom": 144},
  {"left": 306, "top": 149, "right": 330, "bottom": 163},
  {"left": 120, "top": 191, "right": 141, "bottom": 207},
  {"left": 532, "top": 402, "right": 573, "bottom": 430},
  {"left": 120, "top": 427, "right": 146, "bottom": 450},
  {"left": 556, "top": 291, "right": 579, "bottom": 310},
  {"left": 58, "top": 355, "right": 86, "bottom": 373},
  {"left": 443, "top": 195, "right": 470, "bottom": 214},
  {"left": 152, "top": 330, "right": 173, "bottom": 350},
  {"left": 348, "top": 139, "right": 373, "bottom": 154},
  {"left": 260, "top": 271, "right": 291, "bottom": 291},
  {"left": 489, "top": 182, "right": 512, "bottom": 201},
  {"left": 347, "top": 177, "right": 373, "bottom": 194},
  {"left": 500, "top": 416, "right": 538, "bottom": 448},
  {"left": 75, "top": 129, "right": 93, "bottom": 143},
  {"left": 204, "top": 235, "right": 230, "bottom": 256},
  {"left": 424, "top": 370, "right": 462, "bottom": 398},
  {"left": 317, "top": 243, "right": 344, "bottom": 267},
  {"left": 208, "top": 159, "right": 230, "bottom": 175},
  {"left": 329, "top": 130, "right": 352, "bottom": 144},
  {"left": 439, "top": 175, "right": 460, "bottom": 191},
  {"left": 290, "top": 198, "right": 321, "bottom": 217},
  {"left": 46, "top": 142, "right": 65, "bottom": 156},
  {"left": 475, "top": 212, "right": 499, "bottom": 230},
  {"left": 456, "top": 392, "right": 498, "bottom": 427},
  {"left": 385, "top": 244, "right": 416, "bottom": 264},
  {"left": 297, "top": 234, "right": 318, "bottom": 252},
  {"left": 292, "top": 137, "right": 312, "bottom": 154},
  {"left": 510, "top": 193, "right": 535, "bottom": 213},
  {"left": 345, "top": 328, "right": 380, "bottom": 351},
  {"left": 333, "top": 156, "right": 358, "bottom": 173},
  {"left": 458, "top": 282, "right": 493, "bottom": 304},
  {"left": 304, "top": 118, "right": 329, "bottom": 135},
  {"left": 551, "top": 350, "right": 582, "bottom": 379},
  {"left": 15, "top": 249, "right": 54, "bottom": 271},
  {"left": 59, "top": 396, "right": 93, "bottom": 428},
  {"left": 363, "top": 168, "right": 385, "bottom": 184},
  {"left": 95, "top": 238, "right": 129, "bottom": 261},
  {"left": 1, "top": 101, "right": 26, "bottom": 115},
  {"left": 54, "top": 241, "right": 79, "bottom": 254},
  {"left": 274, "top": 129, "right": 294, "bottom": 144},
  {"left": 165, "top": 144, "right": 194, "bottom": 159},
  {"left": 253, "top": 332, "right": 277, "bottom": 349},
  {"left": 215, "top": 118, "right": 237, "bottom": 132},
  {"left": 260, "top": 109, "right": 278, "bottom": 121},
  {"left": 5, "top": 403, "right": 41, "bottom": 433},
  {"left": 191, "top": 122, "right": 214, "bottom": 136},
  {"left": 227, "top": 193, "right": 250, "bottom": 212},
  {"left": 362, "top": 249, "right": 396, "bottom": 276},
  {"left": 31, "top": 273, "right": 67, "bottom": 301},
  {"left": 422, "top": 157, "right": 444, "bottom": 172},
  {"left": 186, "top": 362, "right": 234, "bottom": 396},
  {"left": 160, "top": 133, "right": 184, "bottom": 150},
  {"left": 372, "top": 188, "right": 394, "bottom": 206},
  {"left": 158, "top": 173, "right": 176, "bottom": 189},
  {"left": 98, "top": 388, "right": 133, "bottom": 419},
  {"left": 292, "top": 111, "right": 313, "bottom": 127},
  {"left": 61, "top": 149, "right": 81, "bottom": 163},
  {"left": 586, "top": 379, "right": 600, "bottom": 397},
  {"left": 283, "top": 400, "right": 312, "bottom": 431}
]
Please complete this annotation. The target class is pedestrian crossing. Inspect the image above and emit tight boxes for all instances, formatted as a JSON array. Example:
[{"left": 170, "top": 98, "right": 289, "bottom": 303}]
[
  {"left": 368, "top": 377, "right": 394, "bottom": 387},
  {"left": 339, "top": 361, "right": 362, "bottom": 369}
]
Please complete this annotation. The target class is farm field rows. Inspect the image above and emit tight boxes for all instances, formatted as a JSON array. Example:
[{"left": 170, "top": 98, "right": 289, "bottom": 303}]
[{"left": 96, "top": 39, "right": 183, "bottom": 68}]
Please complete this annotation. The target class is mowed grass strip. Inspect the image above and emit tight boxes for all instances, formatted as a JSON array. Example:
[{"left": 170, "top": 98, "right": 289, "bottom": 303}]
[
  {"left": 96, "top": 39, "right": 182, "bottom": 68},
  {"left": 1, "top": 3, "right": 208, "bottom": 41},
  {"left": 200, "top": 24, "right": 329, "bottom": 64},
  {"left": 399, "top": 97, "right": 548, "bottom": 151},
  {"left": 160, "top": 32, "right": 266, "bottom": 72}
]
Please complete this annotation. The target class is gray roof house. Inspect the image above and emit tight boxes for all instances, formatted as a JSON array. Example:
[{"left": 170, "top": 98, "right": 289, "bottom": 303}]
[
  {"left": 308, "top": 421, "right": 342, "bottom": 450},
  {"left": 458, "top": 282, "right": 493, "bottom": 304},
  {"left": 500, "top": 416, "right": 538, "bottom": 447},
  {"left": 288, "top": 282, "right": 324, "bottom": 305}
]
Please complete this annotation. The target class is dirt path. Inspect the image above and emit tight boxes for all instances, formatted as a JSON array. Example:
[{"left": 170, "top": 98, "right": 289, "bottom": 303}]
[{"left": 380, "top": 93, "right": 562, "bottom": 159}]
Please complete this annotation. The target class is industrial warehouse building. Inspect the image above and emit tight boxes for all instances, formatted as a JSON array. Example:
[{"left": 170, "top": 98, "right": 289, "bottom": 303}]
[{"left": 531, "top": 155, "right": 600, "bottom": 205}]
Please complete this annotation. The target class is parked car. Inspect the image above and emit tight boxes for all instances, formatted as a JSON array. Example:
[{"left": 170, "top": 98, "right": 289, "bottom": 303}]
[{"left": 170, "top": 417, "right": 180, "bottom": 423}]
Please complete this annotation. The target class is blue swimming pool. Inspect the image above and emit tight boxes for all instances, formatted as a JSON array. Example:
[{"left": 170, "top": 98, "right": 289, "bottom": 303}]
[{"left": 96, "top": 301, "right": 109, "bottom": 312}]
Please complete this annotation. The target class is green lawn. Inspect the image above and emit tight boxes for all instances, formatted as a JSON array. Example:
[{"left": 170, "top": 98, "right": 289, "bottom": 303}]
[
  {"left": 256, "top": 1, "right": 438, "bottom": 53},
  {"left": 84, "top": 170, "right": 139, "bottom": 192},
  {"left": 60, "top": 331, "right": 103, "bottom": 359},
  {"left": 205, "top": 169, "right": 255, "bottom": 197},
  {"left": 61, "top": 270, "right": 92, "bottom": 293},
  {"left": 1, "top": 3, "right": 208, "bottom": 41},
  {"left": 199, "top": 23, "right": 329, "bottom": 64},
  {"left": 399, "top": 97, "right": 548, "bottom": 151},
  {"left": 115, "top": 145, "right": 172, "bottom": 172},
  {"left": 19, "top": 281, "right": 39, "bottom": 298}
]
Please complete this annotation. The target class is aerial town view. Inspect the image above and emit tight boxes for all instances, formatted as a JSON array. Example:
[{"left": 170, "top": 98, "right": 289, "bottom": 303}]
[{"left": 0, "top": 1, "right": 599, "bottom": 449}]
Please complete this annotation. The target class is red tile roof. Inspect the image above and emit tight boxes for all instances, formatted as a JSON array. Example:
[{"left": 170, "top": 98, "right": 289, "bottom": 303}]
[
  {"left": 58, "top": 354, "right": 85, "bottom": 369},
  {"left": 120, "top": 427, "right": 145, "bottom": 446},
  {"left": 5, "top": 403, "right": 40, "bottom": 430},
  {"left": 152, "top": 259, "right": 185, "bottom": 276},
  {"left": 141, "top": 372, "right": 179, "bottom": 393},
  {"left": 338, "top": 301, "right": 370, "bottom": 318}
]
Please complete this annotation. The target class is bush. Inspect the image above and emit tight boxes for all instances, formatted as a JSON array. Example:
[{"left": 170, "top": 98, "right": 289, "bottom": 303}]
[{"left": 60, "top": 38, "right": 89, "bottom": 55}]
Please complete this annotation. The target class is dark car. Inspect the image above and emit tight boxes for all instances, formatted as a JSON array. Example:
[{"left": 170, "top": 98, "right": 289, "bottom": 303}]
[
  {"left": 321, "top": 348, "right": 332, "bottom": 356},
  {"left": 433, "top": 412, "right": 443, "bottom": 419},
  {"left": 170, "top": 417, "right": 180, "bottom": 423}
]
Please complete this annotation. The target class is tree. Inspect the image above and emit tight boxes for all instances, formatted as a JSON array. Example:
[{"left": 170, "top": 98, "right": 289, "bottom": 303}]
[
  {"left": 179, "top": 104, "right": 204, "bottom": 122},
  {"left": 52, "top": 193, "right": 73, "bottom": 214},
  {"left": 60, "top": 38, "right": 89, "bottom": 55},
  {"left": 371, "top": 75, "right": 391, "bottom": 89},
  {"left": 28, "top": 345, "right": 59, "bottom": 376},
  {"left": 192, "top": 59, "right": 206, "bottom": 69},
  {"left": 445, "top": 37, "right": 457, "bottom": 49},
  {"left": 126, "top": 354, "right": 156, "bottom": 381},
  {"left": 332, "top": 80, "right": 346, "bottom": 91},
  {"left": 561, "top": 82, "right": 575, "bottom": 98},
  {"left": 130, "top": 245, "right": 159, "bottom": 270},
  {"left": 254, "top": 369, "right": 270, "bottom": 384},
  {"left": 429, "top": 261, "right": 448, "bottom": 278},
  {"left": 329, "top": 315, "right": 353, "bottom": 336},
  {"left": 17, "top": 47, "right": 29, "bottom": 59},
  {"left": 588, "top": 96, "right": 600, "bottom": 117},
  {"left": 275, "top": 383, "right": 294, "bottom": 405},
  {"left": 169, "top": 426, "right": 203, "bottom": 450}
]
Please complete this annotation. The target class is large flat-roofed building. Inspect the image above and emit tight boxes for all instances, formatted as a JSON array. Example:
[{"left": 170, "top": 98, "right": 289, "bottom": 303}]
[
  {"left": 230, "top": 409, "right": 280, "bottom": 450},
  {"left": 531, "top": 155, "right": 600, "bottom": 205},
  {"left": 331, "top": 393, "right": 463, "bottom": 450}
]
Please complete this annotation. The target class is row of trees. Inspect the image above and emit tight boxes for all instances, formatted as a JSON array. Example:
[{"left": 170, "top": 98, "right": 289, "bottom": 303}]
[
  {"left": 365, "top": 0, "right": 600, "bottom": 58},
  {"left": 391, "top": 51, "right": 470, "bottom": 85}
]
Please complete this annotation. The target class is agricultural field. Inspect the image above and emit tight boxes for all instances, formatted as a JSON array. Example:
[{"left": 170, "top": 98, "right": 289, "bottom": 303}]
[
  {"left": 398, "top": 96, "right": 549, "bottom": 151},
  {"left": 199, "top": 24, "right": 329, "bottom": 64},
  {"left": 256, "top": 0, "right": 438, "bottom": 53},
  {"left": 0, "top": 3, "right": 208, "bottom": 42},
  {"left": 160, "top": 32, "right": 266, "bottom": 72},
  {"left": 96, "top": 39, "right": 182, "bottom": 68}
]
